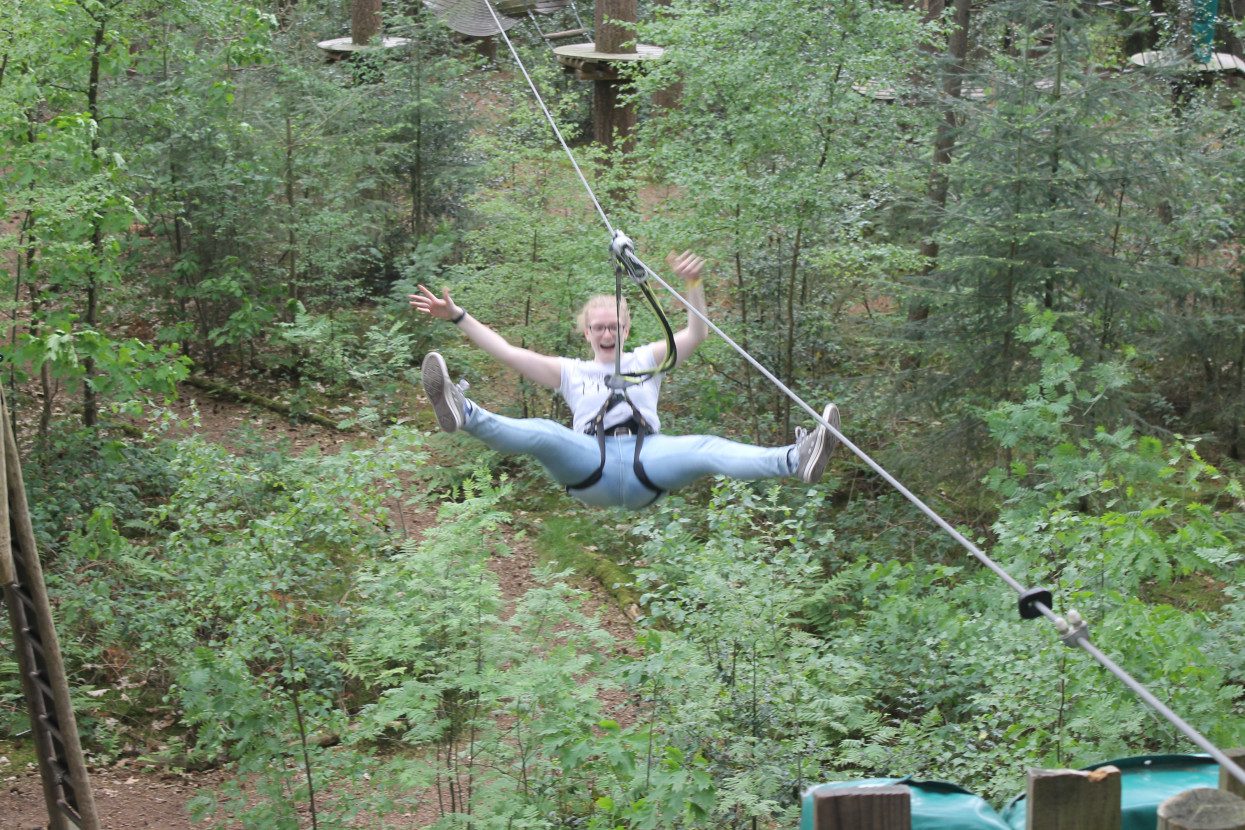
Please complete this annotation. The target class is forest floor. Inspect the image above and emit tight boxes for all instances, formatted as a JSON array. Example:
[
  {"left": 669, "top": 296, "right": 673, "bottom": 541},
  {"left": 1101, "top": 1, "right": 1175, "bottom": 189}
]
[{"left": 0, "top": 381, "right": 641, "bottom": 830}]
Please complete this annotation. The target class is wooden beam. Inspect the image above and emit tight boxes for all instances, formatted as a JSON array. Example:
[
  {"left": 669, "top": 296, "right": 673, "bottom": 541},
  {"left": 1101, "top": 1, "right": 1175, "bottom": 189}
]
[
  {"left": 1158, "top": 788, "right": 1245, "bottom": 830},
  {"left": 1, "top": 386, "right": 102, "bottom": 830},
  {"left": 811, "top": 785, "right": 911, "bottom": 830},
  {"left": 542, "top": 27, "right": 589, "bottom": 40},
  {"left": 1025, "top": 766, "right": 1121, "bottom": 830}
]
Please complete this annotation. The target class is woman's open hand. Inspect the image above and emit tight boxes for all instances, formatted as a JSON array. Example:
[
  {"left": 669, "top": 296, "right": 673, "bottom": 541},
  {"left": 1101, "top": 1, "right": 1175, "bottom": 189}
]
[{"left": 410, "top": 285, "right": 460, "bottom": 321}]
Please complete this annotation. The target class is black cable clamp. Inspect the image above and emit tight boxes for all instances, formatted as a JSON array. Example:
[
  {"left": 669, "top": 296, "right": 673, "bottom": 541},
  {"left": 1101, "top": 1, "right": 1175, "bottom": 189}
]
[
  {"left": 610, "top": 230, "right": 647, "bottom": 285},
  {"left": 1018, "top": 587, "right": 1053, "bottom": 620}
]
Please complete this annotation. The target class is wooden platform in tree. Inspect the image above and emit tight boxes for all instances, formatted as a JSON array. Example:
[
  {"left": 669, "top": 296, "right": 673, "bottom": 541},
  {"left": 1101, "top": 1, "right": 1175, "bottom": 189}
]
[
  {"left": 552, "top": 43, "right": 664, "bottom": 81},
  {"left": 316, "top": 36, "right": 413, "bottom": 58},
  {"left": 1129, "top": 50, "right": 1245, "bottom": 73}
]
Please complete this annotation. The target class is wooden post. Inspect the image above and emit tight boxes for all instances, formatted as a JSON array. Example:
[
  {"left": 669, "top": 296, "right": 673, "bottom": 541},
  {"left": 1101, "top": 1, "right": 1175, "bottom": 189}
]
[
  {"left": 1222, "top": 749, "right": 1245, "bottom": 801},
  {"left": 1158, "top": 788, "right": 1245, "bottom": 830},
  {"left": 1025, "top": 766, "right": 1121, "bottom": 830},
  {"left": 592, "top": 0, "right": 637, "bottom": 150},
  {"left": 811, "top": 785, "right": 911, "bottom": 830}
]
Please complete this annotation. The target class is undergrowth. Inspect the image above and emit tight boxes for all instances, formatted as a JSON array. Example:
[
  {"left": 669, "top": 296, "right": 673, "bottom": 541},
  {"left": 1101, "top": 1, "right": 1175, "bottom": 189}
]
[{"left": 3, "top": 312, "right": 1244, "bottom": 827}]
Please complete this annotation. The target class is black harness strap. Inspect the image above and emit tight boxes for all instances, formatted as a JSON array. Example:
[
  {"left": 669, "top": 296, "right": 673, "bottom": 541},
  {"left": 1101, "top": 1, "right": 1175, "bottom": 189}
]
[
  {"left": 566, "top": 392, "right": 663, "bottom": 499},
  {"left": 565, "top": 231, "right": 676, "bottom": 504},
  {"left": 609, "top": 231, "right": 677, "bottom": 387}
]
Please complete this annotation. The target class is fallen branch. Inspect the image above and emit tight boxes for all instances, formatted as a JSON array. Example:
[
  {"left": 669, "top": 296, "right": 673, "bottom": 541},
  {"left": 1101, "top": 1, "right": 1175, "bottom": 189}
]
[{"left": 182, "top": 376, "right": 344, "bottom": 431}]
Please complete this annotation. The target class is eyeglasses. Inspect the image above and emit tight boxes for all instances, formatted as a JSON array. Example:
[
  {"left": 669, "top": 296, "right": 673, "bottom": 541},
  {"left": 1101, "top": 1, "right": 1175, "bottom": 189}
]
[{"left": 588, "top": 324, "right": 619, "bottom": 334}]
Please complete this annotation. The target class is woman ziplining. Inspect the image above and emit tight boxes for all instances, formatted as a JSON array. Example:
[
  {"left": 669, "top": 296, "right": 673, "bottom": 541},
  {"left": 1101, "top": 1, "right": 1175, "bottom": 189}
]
[{"left": 410, "top": 250, "right": 841, "bottom": 509}]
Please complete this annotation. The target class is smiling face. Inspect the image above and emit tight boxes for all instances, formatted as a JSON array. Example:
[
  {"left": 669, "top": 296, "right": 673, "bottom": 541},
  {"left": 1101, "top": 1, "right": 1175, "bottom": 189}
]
[{"left": 582, "top": 304, "right": 630, "bottom": 364}]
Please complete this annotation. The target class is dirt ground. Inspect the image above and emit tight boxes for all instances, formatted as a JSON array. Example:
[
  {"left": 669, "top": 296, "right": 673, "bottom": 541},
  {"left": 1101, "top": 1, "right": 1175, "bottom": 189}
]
[{"left": 1, "top": 382, "right": 640, "bottom": 830}]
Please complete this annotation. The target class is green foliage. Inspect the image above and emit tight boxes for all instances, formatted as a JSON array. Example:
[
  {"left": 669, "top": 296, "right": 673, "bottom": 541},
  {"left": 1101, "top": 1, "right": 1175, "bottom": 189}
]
[
  {"left": 983, "top": 311, "right": 1243, "bottom": 596},
  {"left": 8, "top": 0, "right": 1245, "bottom": 822},
  {"left": 535, "top": 512, "right": 643, "bottom": 610},
  {"left": 151, "top": 426, "right": 429, "bottom": 828},
  {"left": 901, "top": 0, "right": 1245, "bottom": 457},
  {"left": 811, "top": 312, "right": 1245, "bottom": 800},
  {"left": 629, "top": 0, "right": 933, "bottom": 436},
  {"left": 30, "top": 423, "right": 427, "bottom": 820},
  {"left": 0, "top": 0, "right": 206, "bottom": 427},
  {"left": 16, "top": 324, "right": 1243, "bottom": 823},
  {"left": 775, "top": 309, "right": 1245, "bottom": 802},
  {"left": 347, "top": 476, "right": 634, "bottom": 829},
  {"left": 617, "top": 482, "right": 875, "bottom": 828},
  {"left": 273, "top": 304, "right": 422, "bottom": 430},
  {"left": 3, "top": 0, "right": 480, "bottom": 424},
  {"left": 22, "top": 427, "right": 181, "bottom": 553}
]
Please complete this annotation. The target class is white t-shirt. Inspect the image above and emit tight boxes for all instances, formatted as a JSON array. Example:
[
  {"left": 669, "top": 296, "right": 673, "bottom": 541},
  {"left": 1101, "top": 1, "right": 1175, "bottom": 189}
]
[{"left": 560, "top": 344, "right": 663, "bottom": 434}]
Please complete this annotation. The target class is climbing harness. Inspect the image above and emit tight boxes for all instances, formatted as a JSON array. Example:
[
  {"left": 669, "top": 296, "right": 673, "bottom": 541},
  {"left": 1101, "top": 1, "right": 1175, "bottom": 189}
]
[
  {"left": 457, "top": 0, "right": 1245, "bottom": 788},
  {"left": 565, "top": 231, "right": 674, "bottom": 503},
  {"left": 565, "top": 391, "right": 663, "bottom": 504}
]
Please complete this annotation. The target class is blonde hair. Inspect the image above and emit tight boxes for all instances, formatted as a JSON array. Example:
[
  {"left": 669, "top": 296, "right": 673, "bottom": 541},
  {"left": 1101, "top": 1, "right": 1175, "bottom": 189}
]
[{"left": 577, "top": 294, "right": 630, "bottom": 333}]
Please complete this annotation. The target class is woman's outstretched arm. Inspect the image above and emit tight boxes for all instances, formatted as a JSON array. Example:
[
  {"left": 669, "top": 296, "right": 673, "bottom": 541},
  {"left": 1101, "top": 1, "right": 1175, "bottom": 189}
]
[
  {"left": 411, "top": 285, "right": 563, "bottom": 390},
  {"left": 652, "top": 250, "right": 709, "bottom": 368}
]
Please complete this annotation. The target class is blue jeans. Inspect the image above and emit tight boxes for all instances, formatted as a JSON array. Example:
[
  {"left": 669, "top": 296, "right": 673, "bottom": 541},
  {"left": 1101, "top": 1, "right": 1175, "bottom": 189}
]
[{"left": 464, "top": 402, "right": 797, "bottom": 509}]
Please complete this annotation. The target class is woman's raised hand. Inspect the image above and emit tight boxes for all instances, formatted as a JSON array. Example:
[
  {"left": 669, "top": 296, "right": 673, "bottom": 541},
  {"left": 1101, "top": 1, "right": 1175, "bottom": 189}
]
[
  {"left": 666, "top": 250, "right": 705, "bottom": 287},
  {"left": 410, "top": 285, "right": 460, "bottom": 321}
]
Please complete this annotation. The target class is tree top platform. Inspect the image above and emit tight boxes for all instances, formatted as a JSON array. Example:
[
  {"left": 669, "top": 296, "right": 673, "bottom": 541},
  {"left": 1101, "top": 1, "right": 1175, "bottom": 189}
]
[
  {"left": 553, "top": 43, "right": 664, "bottom": 81},
  {"left": 1129, "top": 50, "right": 1245, "bottom": 73},
  {"left": 317, "top": 36, "right": 413, "bottom": 57}
]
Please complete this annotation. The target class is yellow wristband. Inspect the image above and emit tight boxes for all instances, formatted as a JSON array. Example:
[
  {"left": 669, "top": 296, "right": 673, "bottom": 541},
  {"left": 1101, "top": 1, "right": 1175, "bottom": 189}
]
[{"left": 685, "top": 278, "right": 703, "bottom": 290}]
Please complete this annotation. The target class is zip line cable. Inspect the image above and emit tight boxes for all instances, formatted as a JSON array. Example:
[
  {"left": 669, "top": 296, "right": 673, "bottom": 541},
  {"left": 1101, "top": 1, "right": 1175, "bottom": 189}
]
[
  {"left": 473, "top": 1, "right": 1245, "bottom": 788},
  {"left": 636, "top": 235, "right": 1245, "bottom": 789}
]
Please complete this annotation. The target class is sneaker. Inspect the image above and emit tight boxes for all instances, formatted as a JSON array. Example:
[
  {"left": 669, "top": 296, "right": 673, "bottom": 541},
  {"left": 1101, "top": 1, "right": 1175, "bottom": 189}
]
[
  {"left": 794, "top": 403, "right": 840, "bottom": 484},
  {"left": 421, "top": 352, "right": 468, "bottom": 433}
]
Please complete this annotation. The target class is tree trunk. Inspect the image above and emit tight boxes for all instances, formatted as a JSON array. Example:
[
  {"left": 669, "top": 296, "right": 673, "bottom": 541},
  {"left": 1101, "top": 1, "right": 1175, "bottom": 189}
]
[
  {"left": 594, "top": 0, "right": 637, "bottom": 152},
  {"left": 411, "top": 50, "right": 424, "bottom": 235},
  {"left": 915, "top": 0, "right": 970, "bottom": 288},
  {"left": 352, "top": 0, "right": 382, "bottom": 45},
  {"left": 595, "top": 0, "right": 636, "bottom": 54},
  {"left": 733, "top": 241, "right": 760, "bottom": 445},
  {"left": 783, "top": 226, "right": 804, "bottom": 442},
  {"left": 593, "top": 81, "right": 635, "bottom": 150},
  {"left": 285, "top": 112, "right": 299, "bottom": 315},
  {"left": 650, "top": 0, "right": 682, "bottom": 109},
  {"left": 83, "top": 13, "right": 109, "bottom": 429},
  {"left": 904, "top": 0, "right": 970, "bottom": 374}
]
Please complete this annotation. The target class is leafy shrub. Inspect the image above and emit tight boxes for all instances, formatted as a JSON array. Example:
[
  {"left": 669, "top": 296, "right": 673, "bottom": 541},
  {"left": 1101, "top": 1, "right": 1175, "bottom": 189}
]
[
  {"left": 22, "top": 425, "right": 180, "bottom": 553},
  {"left": 618, "top": 481, "right": 875, "bottom": 829}
]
